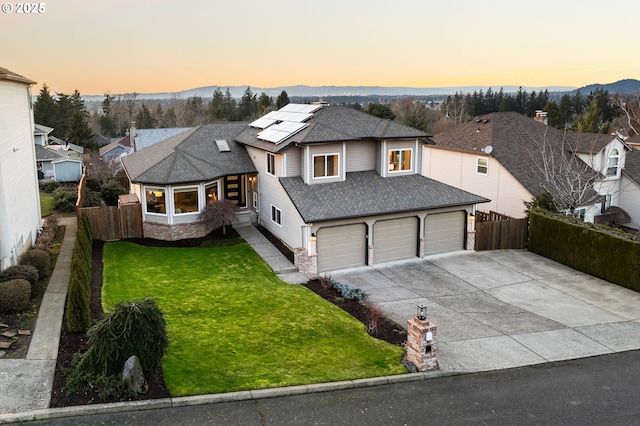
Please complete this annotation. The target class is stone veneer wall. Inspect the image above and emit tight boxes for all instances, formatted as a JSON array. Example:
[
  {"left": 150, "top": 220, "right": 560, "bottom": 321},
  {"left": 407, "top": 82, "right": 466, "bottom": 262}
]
[
  {"left": 143, "top": 220, "right": 219, "bottom": 241},
  {"left": 294, "top": 247, "right": 317, "bottom": 275},
  {"left": 405, "top": 317, "right": 438, "bottom": 371}
]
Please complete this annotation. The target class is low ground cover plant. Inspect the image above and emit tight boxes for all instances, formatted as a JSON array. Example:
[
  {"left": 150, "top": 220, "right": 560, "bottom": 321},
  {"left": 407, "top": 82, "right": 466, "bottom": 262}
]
[{"left": 102, "top": 241, "right": 405, "bottom": 396}]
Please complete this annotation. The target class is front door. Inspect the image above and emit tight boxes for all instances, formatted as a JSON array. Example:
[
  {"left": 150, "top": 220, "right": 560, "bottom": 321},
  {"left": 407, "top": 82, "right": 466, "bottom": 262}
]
[{"left": 224, "top": 175, "right": 246, "bottom": 207}]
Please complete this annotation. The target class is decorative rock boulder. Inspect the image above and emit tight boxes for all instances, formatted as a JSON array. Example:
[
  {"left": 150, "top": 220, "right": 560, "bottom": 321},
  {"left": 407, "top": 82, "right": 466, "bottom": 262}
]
[{"left": 122, "top": 355, "right": 147, "bottom": 394}]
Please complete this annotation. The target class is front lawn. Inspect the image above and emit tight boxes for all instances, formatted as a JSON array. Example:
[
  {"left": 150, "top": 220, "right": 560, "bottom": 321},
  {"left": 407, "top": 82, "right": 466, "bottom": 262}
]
[{"left": 102, "top": 241, "right": 405, "bottom": 396}]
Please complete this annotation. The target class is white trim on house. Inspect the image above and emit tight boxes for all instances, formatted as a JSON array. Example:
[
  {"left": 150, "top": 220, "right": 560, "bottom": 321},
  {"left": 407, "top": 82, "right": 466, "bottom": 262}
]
[{"left": 270, "top": 204, "right": 282, "bottom": 226}]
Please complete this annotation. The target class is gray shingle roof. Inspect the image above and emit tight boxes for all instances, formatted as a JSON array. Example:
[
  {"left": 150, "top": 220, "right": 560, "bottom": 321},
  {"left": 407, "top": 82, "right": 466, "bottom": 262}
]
[
  {"left": 134, "top": 127, "right": 193, "bottom": 151},
  {"left": 623, "top": 148, "right": 640, "bottom": 185},
  {"left": 235, "top": 105, "right": 433, "bottom": 153},
  {"left": 431, "top": 112, "right": 608, "bottom": 198},
  {"left": 34, "top": 144, "right": 62, "bottom": 161},
  {"left": 280, "top": 170, "right": 489, "bottom": 223},
  {"left": 122, "top": 123, "right": 256, "bottom": 185}
]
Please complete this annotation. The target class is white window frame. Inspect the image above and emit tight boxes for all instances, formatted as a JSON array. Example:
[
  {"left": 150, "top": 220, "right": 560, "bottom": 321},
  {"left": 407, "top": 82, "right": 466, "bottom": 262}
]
[
  {"left": 476, "top": 157, "right": 488, "bottom": 175},
  {"left": 266, "top": 152, "right": 276, "bottom": 176},
  {"left": 205, "top": 181, "right": 219, "bottom": 205},
  {"left": 606, "top": 148, "right": 619, "bottom": 178},
  {"left": 253, "top": 191, "right": 258, "bottom": 210},
  {"left": 312, "top": 153, "right": 340, "bottom": 179},
  {"left": 173, "top": 185, "right": 200, "bottom": 215},
  {"left": 271, "top": 204, "right": 282, "bottom": 226},
  {"left": 388, "top": 148, "right": 413, "bottom": 172},
  {"left": 145, "top": 187, "right": 167, "bottom": 215}
]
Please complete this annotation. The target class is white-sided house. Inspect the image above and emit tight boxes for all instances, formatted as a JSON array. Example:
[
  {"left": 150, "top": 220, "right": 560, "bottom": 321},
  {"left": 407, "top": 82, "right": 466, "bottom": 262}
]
[
  {"left": 573, "top": 132, "right": 640, "bottom": 230},
  {"left": 427, "top": 112, "right": 625, "bottom": 223},
  {"left": 0, "top": 67, "right": 42, "bottom": 270},
  {"left": 235, "top": 104, "right": 489, "bottom": 274},
  {"left": 34, "top": 123, "right": 83, "bottom": 181},
  {"left": 121, "top": 123, "right": 258, "bottom": 241}
]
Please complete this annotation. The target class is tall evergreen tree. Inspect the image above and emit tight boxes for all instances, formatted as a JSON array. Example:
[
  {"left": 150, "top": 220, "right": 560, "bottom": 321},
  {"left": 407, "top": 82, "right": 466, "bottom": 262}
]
[
  {"left": 238, "top": 87, "right": 258, "bottom": 121},
  {"left": 135, "top": 104, "right": 156, "bottom": 128},
  {"left": 258, "top": 92, "right": 273, "bottom": 116},
  {"left": 276, "top": 90, "right": 290, "bottom": 109},
  {"left": 162, "top": 106, "right": 177, "bottom": 128},
  {"left": 34, "top": 84, "right": 56, "bottom": 126},
  {"left": 67, "top": 110, "right": 95, "bottom": 149},
  {"left": 100, "top": 94, "right": 117, "bottom": 137}
]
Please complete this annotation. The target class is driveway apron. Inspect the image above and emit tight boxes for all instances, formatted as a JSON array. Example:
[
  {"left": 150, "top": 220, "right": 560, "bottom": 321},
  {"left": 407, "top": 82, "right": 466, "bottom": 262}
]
[{"left": 330, "top": 249, "right": 640, "bottom": 372}]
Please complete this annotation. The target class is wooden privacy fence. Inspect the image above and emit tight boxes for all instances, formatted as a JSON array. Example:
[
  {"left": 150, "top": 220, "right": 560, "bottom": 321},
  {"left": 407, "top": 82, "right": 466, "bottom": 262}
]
[
  {"left": 77, "top": 204, "right": 143, "bottom": 241},
  {"left": 474, "top": 211, "right": 528, "bottom": 251}
]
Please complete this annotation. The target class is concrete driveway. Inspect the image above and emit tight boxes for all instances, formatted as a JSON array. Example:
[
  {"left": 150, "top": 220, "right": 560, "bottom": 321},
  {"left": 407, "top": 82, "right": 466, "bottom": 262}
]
[{"left": 330, "top": 249, "right": 640, "bottom": 373}]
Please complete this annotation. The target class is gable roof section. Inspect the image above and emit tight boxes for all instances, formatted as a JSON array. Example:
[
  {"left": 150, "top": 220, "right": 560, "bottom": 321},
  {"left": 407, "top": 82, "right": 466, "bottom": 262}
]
[
  {"left": 431, "top": 112, "right": 599, "bottom": 197},
  {"left": 236, "top": 105, "right": 433, "bottom": 153},
  {"left": 122, "top": 123, "right": 256, "bottom": 185},
  {"left": 34, "top": 124, "right": 54, "bottom": 136},
  {"left": 0, "top": 67, "right": 36, "bottom": 85},
  {"left": 99, "top": 135, "right": 131, "bottom": 156},
  {"left": 622, "top": 148, "right": 640, "bottom": 185},
  {"left": 280, "top": 170, "right": 489, "bottom": 223}
]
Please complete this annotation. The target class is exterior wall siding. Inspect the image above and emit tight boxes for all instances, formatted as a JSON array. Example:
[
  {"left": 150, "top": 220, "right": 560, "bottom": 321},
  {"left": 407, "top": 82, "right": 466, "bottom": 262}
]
[
  {"left": 345, "top": 140, "right": 376, "bottom": 172},
  {"left": 53, "top": 160, "right": 82, "bottom": 181},
  {"left": 383, "top": 140, "right": 420, "bottom": 177},
  {"left": 618, "top": 175, "right": 640, "bottom": 229},
  {"left": 284, "top": 147, "right": 301, "bottom": 177},
  {"left": 247, "top": 146, "right": 306, "bottom": 250},
  {"left": 423, "top": 147, "right": 531, "bottom": 218},
  {"left": 303, "top": 143, "right": 346, "bottom": 185},
  {"left": 0, "top": 79, "right": 41, "bottom": 270}
]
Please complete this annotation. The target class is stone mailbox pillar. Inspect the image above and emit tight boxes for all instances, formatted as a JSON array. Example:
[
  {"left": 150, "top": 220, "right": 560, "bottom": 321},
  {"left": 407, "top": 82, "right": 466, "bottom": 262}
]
[{"left": 406, "top": 316, "right": 438, "bottom": 371}]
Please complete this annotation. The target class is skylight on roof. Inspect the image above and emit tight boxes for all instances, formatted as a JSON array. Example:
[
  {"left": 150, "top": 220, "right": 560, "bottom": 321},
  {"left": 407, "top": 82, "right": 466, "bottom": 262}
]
[{"left": 215, "top": 139, "right": 230, "bottom": 152}]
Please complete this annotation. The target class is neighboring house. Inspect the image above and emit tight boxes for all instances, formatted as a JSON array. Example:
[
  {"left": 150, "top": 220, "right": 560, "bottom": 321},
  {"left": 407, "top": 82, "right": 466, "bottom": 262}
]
[
  {"left": 99, "top": 134, "right": 132, "bottom": 162},
  {"left": 134, "top": 127, "right": 192, "bottom": 151},
  {"left": 0, "top": 67, "right": 42, "bottom": 270},
  {"left": 33, "top": 123, "right": 83, "bottom": 181},
  {"left": 122, "top": 104, "right": 488, "bottom": 275},
  {"left": 92, "top": 134, "right": 111, "bottom": 147},
  {"left": 427, "top": 111, "right": 640, "bottom": 227}
]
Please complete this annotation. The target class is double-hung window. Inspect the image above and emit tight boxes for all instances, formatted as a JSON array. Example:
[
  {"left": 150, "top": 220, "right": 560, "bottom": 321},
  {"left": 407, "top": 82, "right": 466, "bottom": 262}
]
[
  {"left": 313, "top": 154, "right": 339, "bottom": 178},
  {"left": 606, "top": 148, "right": 619, "bottom": 177},
  {"left": 266, "top": 153, "right": 276, "bottom": 176},
  {"left": 477, "top": 157, "right": 488, "bottom": 175},
  {"left": 271, "top": 205, "right": 282, "bottom": 226}
]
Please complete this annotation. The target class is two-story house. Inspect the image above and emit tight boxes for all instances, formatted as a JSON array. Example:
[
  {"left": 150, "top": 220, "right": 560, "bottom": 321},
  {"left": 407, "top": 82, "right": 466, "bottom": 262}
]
[
  {"left": 427, "top": 112, "right": 640, "bottom": 228},
  {"left": 0, "top": 67, "right": 42, "bottom": 270},
  {"left": 122, "top": 104, "right": 489, "bottom": 274}
]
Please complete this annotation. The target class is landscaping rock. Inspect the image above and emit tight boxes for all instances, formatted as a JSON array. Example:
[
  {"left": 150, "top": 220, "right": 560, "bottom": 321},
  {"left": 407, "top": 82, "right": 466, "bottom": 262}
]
[{"left": 122, "top": 355, "right": 147, "bottom": 394}]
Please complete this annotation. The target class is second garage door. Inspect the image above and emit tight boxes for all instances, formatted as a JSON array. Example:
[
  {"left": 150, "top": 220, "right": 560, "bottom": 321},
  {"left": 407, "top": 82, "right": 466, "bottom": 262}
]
[
  {"left": 374, "top": 217, "right": 418, "bottom": 264},
  {"left": 317, "top": 223, "right": 366, "bottom": 273},
  {"left": 424, "top": 211, "right": 465, "bottom": 255}
]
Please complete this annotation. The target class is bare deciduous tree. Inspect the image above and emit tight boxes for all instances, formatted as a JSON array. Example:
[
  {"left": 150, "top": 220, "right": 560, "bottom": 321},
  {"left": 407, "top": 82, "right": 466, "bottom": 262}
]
[
  {"left": 200, "top": 199, "right": 239, "bottom": 234},
  {"left": 528, "top": 127, "right": 603, "bottom": 213},
  {"left": 613, "top": 94, "right": 640, "bottom": 136},
  {"left": 83, "top": 151, "right": 118, "bottom": 185}
]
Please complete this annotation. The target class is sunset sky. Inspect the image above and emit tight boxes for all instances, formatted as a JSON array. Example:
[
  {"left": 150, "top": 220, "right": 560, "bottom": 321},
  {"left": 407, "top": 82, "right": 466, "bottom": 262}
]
[{"left": 2, "top": 0, "right": 638, "bottom": 96}]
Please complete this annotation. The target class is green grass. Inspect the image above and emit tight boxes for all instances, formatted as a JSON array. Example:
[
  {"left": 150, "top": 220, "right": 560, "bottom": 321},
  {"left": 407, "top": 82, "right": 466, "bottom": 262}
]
[
  {"left": 40, "top": 191, "right": 53, "bottom": 217},
  {"left": 102, "top": 241, "right": 405, "bottom": 396}
]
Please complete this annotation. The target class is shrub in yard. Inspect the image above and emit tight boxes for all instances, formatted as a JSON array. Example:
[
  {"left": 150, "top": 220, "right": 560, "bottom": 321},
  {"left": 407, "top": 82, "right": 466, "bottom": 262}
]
[
  {"left": 43, "top": 180, "right": 61, "bottom": 192},
  {"left": 64, "top": 298, "right": 168, "bottom": 399},
  {"left": 331, "top": 280, "right": 367, "bottom": 302},
  {"left": 0, "top": 279, "right": 31, "bottom": 313},
  {"left": 100, "top": 180, "right": 128, "bottom": 207},
  {"left": 0, "top": 264, "right": 38, "bottom": 286},
  {"left": 19, "top": 248, "right": 51, "bottom": 277},
  {"left": 51, "top": 186, "right": 78, "bottom": 213},
  {"left": 65, "top": 262, "right": 91, "bottom": 333}
]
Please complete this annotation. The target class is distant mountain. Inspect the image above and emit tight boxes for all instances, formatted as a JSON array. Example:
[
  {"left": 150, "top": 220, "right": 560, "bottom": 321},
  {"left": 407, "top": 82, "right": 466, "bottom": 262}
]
[
  {"left": 574, "top": 79, "right": 640, "bottom": 95},
  {"left": 82, "top": 84, "right": 576, "bottom": 102}
]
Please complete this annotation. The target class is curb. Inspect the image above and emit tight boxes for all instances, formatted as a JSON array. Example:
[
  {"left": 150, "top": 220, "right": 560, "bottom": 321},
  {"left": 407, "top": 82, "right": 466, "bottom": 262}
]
[{"left": 0, "top": 370, "right": 466, "bottom": 424}]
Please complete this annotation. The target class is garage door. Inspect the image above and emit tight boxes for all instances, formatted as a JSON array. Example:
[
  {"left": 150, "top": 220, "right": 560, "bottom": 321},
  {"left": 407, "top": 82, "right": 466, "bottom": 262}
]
[
  {"left": 424, "top": 211, "right": 465, "bottom": 255},
  {"left": 373, "top": 217, "right": 418, "bottom": 264},
  {"left": 317, "top": 223, "right": 366, "bottom": 272}
]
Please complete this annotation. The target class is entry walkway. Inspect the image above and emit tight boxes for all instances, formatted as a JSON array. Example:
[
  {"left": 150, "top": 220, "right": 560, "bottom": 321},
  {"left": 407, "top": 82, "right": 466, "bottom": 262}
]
[
  {"left": 0, "top": 217, "right": 77, "bottom": 414},
  {"left": 234, "top": 224, "right": 308, "bottom": 284}
]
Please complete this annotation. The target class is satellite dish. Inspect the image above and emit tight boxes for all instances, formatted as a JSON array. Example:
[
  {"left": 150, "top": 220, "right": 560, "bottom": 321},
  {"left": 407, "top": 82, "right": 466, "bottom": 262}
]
[{"left": 482, "top": 145, "right": 493, "bottom": 154}]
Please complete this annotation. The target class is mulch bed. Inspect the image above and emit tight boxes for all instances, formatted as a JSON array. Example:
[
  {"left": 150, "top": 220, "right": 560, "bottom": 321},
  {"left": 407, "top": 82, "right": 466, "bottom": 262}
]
[{"left": 49, "top": 226, "right": 406, "bottom": 408}]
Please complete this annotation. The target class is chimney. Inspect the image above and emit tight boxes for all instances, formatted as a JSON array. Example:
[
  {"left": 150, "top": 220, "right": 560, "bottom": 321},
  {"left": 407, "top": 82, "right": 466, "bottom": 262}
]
[
  {"left": 130, "top": 121, "right": 137, "bottom": 152},
  {"left": 534, "top": 110, "right": 548, "bottom": 125}
]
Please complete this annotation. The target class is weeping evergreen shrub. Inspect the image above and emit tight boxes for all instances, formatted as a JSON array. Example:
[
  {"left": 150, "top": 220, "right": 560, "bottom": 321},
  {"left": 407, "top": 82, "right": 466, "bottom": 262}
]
[{"left": 64, "top": 298, "right": 168, "bottom": 399}]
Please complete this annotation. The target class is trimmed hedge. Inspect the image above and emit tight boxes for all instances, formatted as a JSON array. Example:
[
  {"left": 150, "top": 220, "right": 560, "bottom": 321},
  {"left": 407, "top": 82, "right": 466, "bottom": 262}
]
[
  {"left": 529, "top": 209, "right": 640, "bottom": 292},
  {"left": 0, "top": 264, "right": 39, "bottom": 287},
  {"left": 19, "top": 248, "right": 50, "bottom": 278},
  {"left": 65, "top": 214, "right": 93, "bottom": 333},
  {"left": 0, "top": 279, "right": 31, "bottom": 313}
]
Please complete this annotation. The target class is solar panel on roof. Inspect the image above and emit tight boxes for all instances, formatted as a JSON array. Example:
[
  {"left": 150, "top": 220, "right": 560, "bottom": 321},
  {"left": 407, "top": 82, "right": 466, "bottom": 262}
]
[{"left": 254, "top": 103, "right": 320, "bottom": 143}]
